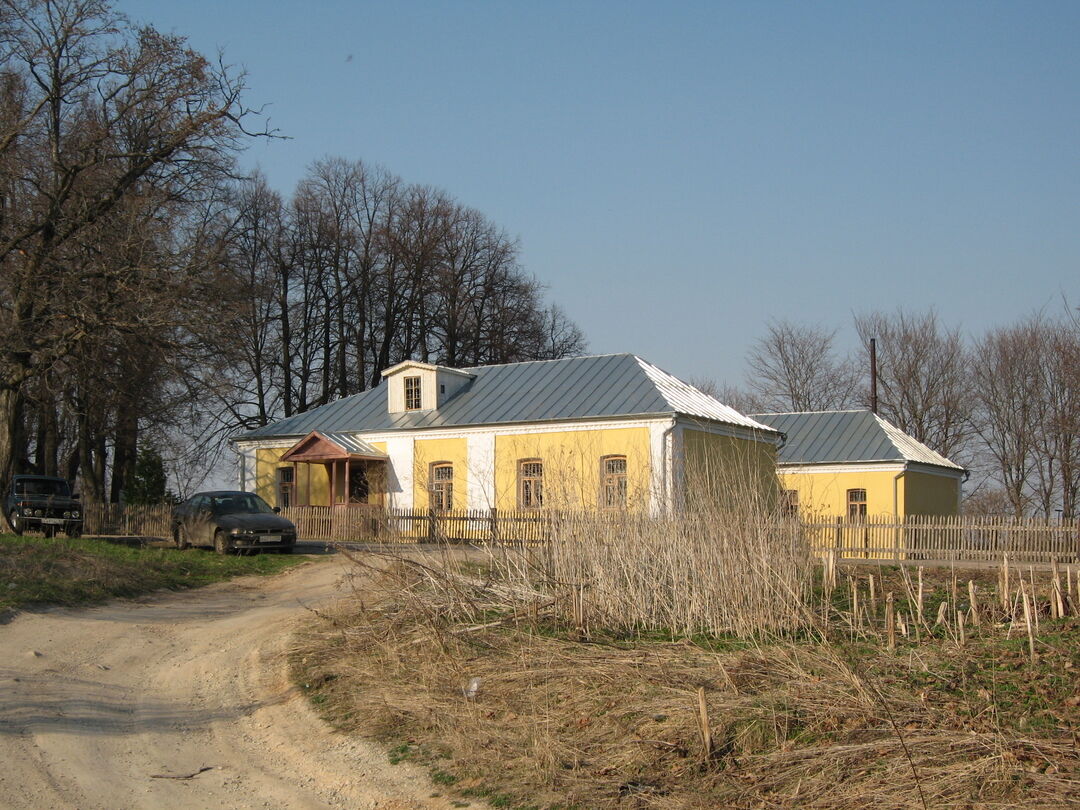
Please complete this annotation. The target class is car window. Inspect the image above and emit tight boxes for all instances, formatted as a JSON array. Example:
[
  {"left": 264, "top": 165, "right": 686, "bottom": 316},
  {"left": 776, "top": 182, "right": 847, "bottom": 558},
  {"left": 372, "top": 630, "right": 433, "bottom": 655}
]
[
  {"left": 210, "top": 493, "right": 274, "bottom": 515},
  {"left": 14, "top": 478, "right": 71, "bottom": 497}
]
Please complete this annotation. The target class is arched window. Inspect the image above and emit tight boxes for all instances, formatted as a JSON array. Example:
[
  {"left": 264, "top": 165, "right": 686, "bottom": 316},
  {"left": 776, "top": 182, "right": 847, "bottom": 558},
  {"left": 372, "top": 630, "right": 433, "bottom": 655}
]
[
  {"left": 430, "top": 462, "right": 453, "bottom": 512},
  {"left": 600, "top": 455, "right": 627, "bottom": 508},
  {"left": 518, "top": 459, "right": 543, "bottom": 509}
]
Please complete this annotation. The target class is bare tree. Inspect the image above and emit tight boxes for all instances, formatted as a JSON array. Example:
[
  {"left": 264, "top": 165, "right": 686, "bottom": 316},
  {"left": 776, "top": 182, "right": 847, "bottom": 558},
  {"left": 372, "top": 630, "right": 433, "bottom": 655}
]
[
  {"left": 0, "top": 0, "right": 258, "bottom": 500},
  {"left": 688, "top": 377, "right": 765, "bottom": 415},
  {"left": 854, "top": 310, "right": 972, "bottom": 461},
  {"left": 745, "top": 320, "right": 859, "bottom": 412},
  {"left": 970, "top": 319, "right": 1044, "bottom": 516}
]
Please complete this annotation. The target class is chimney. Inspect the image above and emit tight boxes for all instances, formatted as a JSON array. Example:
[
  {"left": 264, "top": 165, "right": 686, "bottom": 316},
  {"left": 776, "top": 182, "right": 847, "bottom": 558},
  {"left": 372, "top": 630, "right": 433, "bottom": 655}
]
[{"left": 870, "top": 337, "right": 878, "bottom": 415}]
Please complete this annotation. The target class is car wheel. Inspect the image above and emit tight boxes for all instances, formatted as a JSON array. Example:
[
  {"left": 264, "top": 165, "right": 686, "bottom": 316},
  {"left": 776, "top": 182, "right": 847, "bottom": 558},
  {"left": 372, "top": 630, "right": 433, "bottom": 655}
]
[
  {"left": 8, "top": 511, "right": 23, "bottom": 536},
  {"left": 173, "top": 524, "right": 189, "bottom": 550},
  {"left": 214, "top": 530, "right": 232, "bottom": 555}
]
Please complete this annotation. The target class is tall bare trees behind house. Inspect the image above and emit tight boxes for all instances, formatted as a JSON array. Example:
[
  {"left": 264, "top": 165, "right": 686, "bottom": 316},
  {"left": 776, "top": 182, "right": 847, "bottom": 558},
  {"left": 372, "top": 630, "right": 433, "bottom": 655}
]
[
  {"left": 0, "top": 0, "right": 256, "bottom": 504},
  {"left": 740, "top": 307, "right": 1080, "bottom": 517},
  {"left": 745, "top": 320, "right": 860, "bottom": 412},
  {"left": 0, "top": 1, "right": 586, "bottom": 504},
  {"left": 213, "top": 159, "right": 586, "bottom": 435}
]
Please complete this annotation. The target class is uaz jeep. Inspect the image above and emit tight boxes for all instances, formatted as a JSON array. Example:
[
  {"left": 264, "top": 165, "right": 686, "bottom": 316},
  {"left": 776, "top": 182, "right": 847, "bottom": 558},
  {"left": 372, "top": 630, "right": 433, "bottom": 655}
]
[{"left": 6, "top": 475, "right": 83, "bottom": 537}]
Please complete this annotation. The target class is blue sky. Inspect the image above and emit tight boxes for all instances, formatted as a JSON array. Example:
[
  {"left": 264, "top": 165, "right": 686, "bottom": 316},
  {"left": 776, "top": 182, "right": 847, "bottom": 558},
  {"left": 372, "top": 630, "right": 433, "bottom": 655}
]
[{"left": 122, "top": 0, "right": 1079, "bottom": 386}]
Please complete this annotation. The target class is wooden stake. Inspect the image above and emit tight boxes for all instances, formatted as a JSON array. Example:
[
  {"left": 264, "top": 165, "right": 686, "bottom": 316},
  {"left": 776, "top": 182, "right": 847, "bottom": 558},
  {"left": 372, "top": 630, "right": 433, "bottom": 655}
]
[
  {"left": 869, "top": 573, "right": 877, "bottom": 613},
  {"left": 697, "top": 686, "right": 713, "bottom": 758},
  {"left": 850, "top": 576, "right": 860, "bottom": 632},
  {"left": 1030, "top": 567, "right": 1040, "bottom": 634},
  {"left": 957, "top": 609, "right": 966, "bottom": 646},
  {"left": 886, "top": 592, "right": 896, "bottom": 650},
  {"left": 934, "top": 600, "right": 948, "bottom": 628},
  {"left": 997, "top": 557, "right": 1006, "bottom": 613},
  {"left": 916, "top": 567, "right": 924, "bottom": 627},
  {"left": 898, "top": 610, "right": 908, "bottom": 638},
  {"left": 1021, "top": 582, "right": 1036, "bottom": 665},
  {"left": 968, "top": 579, "right": 980, "bottom": 627},
  {"left": 1052, "top": 560, "right": 1064, "bottom": 619}
]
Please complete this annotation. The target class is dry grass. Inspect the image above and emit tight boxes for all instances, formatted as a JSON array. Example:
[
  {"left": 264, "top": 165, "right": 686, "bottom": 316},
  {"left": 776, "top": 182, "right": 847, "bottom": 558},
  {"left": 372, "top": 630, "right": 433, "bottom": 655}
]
[{"left": 293, "top": 547, "right": 1080, "bottom": 809}]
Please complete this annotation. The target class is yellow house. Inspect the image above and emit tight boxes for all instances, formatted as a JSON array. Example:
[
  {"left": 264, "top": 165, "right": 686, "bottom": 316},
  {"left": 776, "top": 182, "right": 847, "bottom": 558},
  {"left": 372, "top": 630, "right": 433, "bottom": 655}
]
[
  {"left": 231, "top": 354, "right": 782, "bottom": 516},
  {"left": 751, "top": 410, "right": 965, "bottom": 518}
]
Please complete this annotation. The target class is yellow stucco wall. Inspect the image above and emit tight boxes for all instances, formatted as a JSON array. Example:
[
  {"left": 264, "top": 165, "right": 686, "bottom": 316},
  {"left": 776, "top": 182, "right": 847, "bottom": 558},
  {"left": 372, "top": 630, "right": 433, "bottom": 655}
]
[
  {"left": 682, "top": 429, "right": 779, "bottom": 510},
  {"left": 493, "top": 427, "right": 651, "bottom": 510},
  {"left": 778, "top": 467, "right": 960, "bottom": 518},
  {"left": 255, "top": 447, "right": 329, "bottom": 507},
  {"left": 412, "top": 437, "right": 469, "bottom": 511},
  {"left": 902, "top": 470, "right": 960, "bottom": 516}
]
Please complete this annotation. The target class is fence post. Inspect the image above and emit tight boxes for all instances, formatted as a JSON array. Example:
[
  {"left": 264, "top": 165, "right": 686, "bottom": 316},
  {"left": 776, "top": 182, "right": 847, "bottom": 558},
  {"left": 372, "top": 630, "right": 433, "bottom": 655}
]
[
  {"left": 834, "top": 516, "right": 842, "bottom": 558},
  {"left": 489, "top": 507, "right": 498, "bottom": 544},
  {"left": 427, "top": 508, "right": 436, "bottom": 543}
]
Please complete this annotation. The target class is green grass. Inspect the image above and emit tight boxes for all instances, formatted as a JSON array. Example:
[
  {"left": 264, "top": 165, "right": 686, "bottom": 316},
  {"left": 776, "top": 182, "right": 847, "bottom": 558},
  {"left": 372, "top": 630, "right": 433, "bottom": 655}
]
[{"left": 0, "top": 533, "right": 307, "bottom": 612}]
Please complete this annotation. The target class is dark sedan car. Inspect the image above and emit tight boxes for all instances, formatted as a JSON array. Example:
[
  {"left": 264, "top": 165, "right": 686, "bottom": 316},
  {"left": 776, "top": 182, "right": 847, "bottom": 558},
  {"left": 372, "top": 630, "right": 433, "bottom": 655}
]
[{"left": 172, "top": 491, "right": 297, "bottom": 554}]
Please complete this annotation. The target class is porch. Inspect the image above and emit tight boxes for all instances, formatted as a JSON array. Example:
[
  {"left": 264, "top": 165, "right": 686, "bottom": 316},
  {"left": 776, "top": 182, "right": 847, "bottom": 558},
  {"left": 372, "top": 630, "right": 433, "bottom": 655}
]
[{"left": 279, "top": 431, "right": 389, "bottom": 508}]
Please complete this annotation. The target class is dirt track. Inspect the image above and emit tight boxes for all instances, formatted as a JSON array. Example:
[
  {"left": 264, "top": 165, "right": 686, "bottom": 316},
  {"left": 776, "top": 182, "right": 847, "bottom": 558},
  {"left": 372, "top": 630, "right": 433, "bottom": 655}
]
[{"left": 0, "top": 553, "right": 477, "bottom": 809}]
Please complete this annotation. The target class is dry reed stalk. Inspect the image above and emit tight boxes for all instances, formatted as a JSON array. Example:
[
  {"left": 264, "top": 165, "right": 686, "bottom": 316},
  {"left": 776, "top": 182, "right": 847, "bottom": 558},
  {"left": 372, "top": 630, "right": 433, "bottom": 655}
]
[
  {"left": 886, "top": 593, "right": 896, "bottom": 651},
  {"left": 957, "top": 609, "right": 966, "bottom": 647},
  {"left": 916, "top": 567, "right": 924, "bottom": 627},
  {"left": 869, "top": 572, "right": 877, "bottom": 613},
  {"left": 934, "top": 600, "right": 948, "bottom": 628},
  {"left": 997, "top": 557, "right": 1006, "bottom": 613},
  {"left": 489, "top": 466, "right": 815, "bottom": 640},
  {"left": 1021, "top": 581, "right": 1036, "bottom": 665},
  {"left": 1052, "top": 561, "right": 1064, "bottom": 620},
  {"left": 1030, "top": 566, "right": 1040, "bottom": 634},
  {"left": 968, "top": 579, "right": 980, "bottom": 627}
]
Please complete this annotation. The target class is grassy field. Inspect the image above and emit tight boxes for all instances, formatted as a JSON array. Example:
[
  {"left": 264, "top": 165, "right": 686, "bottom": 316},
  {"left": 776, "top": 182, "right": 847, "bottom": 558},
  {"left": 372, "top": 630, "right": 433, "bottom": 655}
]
[
  {"left": 293, "top": 550, "right": 1080, "bottom": 809},
  {"left": 0, "top": 533, "right": 307, "bottom": 614}
]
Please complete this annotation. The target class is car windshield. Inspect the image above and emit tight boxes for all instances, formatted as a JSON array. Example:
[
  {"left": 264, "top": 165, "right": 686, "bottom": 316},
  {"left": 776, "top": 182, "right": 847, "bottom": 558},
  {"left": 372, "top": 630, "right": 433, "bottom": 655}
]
[
  {"left": 207, "top": 493, "right": 274, "bottom": 515},
  {"left": 15, "top": 478, "right": 71, "bottom": 497}
]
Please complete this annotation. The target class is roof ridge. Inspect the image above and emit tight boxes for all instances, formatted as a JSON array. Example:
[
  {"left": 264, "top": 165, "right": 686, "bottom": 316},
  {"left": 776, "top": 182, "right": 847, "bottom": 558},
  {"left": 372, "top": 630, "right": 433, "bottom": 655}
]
[
  {"left": 460, "top": 352, "right": 630, "bottom": 371},
  {"left": 752, "top": 409, "right": 870, "bottom": 416},
  {"left": 634, "top": 356, "right": 779, "bottom": 433}
]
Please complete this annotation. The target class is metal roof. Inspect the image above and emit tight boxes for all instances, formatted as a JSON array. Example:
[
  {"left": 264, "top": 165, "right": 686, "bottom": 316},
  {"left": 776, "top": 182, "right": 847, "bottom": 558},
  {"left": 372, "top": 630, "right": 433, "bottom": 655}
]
[
  {"left": 321, "top": 432, "right": 388, "bottom": 458},
  {"left": 751, "top": 410, "right": 963, "bottom": 471},
  {"left": 236, "top": 354, "right": 778, "bottom": 441}
]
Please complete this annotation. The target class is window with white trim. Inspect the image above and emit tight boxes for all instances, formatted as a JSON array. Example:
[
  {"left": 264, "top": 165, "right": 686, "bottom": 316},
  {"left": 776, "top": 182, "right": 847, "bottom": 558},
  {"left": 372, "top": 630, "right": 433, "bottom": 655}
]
[
  {"left": 601, "top": 455, "right": 628, "bottom": 508},
  {"left": 430, "top": 462, "right": 453, "bottom": 512},
  {"left": 518, "top": 459, "right": 543, "bottom": 509}
]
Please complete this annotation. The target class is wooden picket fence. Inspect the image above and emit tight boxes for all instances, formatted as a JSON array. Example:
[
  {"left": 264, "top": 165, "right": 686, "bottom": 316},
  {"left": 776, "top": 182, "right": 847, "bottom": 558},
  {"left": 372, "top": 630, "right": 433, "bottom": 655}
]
[
  {"left": 82, "top": 502, "right": 173, "bottom": 539},
  {"left": 72, "top": 503, "right": 1080, "bottom": 565},
  {"left": 803, "top": 514, "right": 1080, "bottom": 564},
  {"left": 280, "top": 506, "right": 552, "bottom": 544}
]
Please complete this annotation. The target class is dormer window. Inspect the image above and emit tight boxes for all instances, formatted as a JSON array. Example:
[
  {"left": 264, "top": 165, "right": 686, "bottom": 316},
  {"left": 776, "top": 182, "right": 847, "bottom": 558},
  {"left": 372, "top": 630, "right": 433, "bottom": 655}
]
[
  {"left": 404, "top": 376, "right": 421, "bottom": 411},
  {"left": 382, "top": 360, "right": 474, "bottom": 414}
]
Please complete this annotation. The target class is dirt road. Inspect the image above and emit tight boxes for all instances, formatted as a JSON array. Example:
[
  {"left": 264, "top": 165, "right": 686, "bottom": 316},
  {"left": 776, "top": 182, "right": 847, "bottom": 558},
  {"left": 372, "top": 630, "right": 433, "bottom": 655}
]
[{"left": 0, "top": 554, "right": 476, "bottom": 810}]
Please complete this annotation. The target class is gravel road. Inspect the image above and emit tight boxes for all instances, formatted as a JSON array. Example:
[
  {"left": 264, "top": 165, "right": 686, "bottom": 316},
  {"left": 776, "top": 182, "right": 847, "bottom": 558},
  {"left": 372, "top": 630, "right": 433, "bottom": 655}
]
[{"left": 0, "top": 553, "right": 476, "bottom": 809}]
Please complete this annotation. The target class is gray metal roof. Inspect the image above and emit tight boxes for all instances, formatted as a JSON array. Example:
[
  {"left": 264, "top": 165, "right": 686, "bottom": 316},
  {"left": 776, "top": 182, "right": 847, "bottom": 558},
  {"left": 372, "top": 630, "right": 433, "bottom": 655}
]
[
  {"left": 751, "top": 410, "right": 963, "bottom": 470},
  {"left": 321, "top": 432, "right": 388, "bottom": 458},
  {"left": 236, "top": 354, "right": 778, "bottom": 441}
]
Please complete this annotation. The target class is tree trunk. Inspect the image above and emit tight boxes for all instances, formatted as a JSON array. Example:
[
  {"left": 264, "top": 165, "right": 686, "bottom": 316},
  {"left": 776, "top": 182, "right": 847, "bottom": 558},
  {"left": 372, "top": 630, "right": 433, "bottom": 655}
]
[
  {"left": 0, "top": 385, "right": 22, "bottom": 528},
  {"left": 110, "top": 410, "right": 138, "bottom": 504}
]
